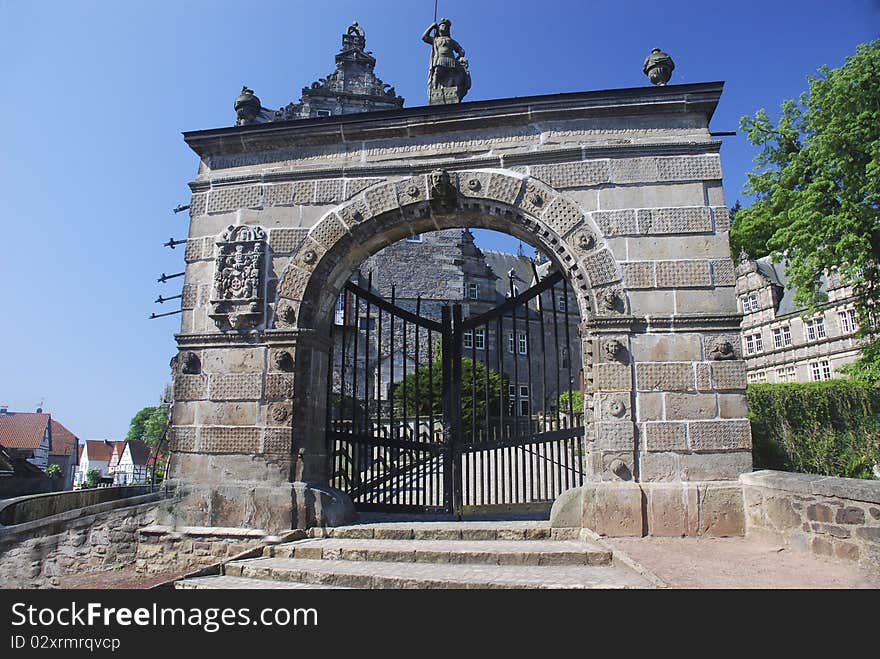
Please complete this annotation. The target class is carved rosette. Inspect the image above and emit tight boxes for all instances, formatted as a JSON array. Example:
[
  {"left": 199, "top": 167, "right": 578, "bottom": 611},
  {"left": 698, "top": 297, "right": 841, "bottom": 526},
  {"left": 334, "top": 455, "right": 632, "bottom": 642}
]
[{"left": 209, "top": 225, "right": 267, "bottom": 330}]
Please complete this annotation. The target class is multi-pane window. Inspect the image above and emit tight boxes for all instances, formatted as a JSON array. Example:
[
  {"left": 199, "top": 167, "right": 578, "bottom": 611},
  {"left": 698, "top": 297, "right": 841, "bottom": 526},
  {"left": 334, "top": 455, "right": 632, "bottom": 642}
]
[
  {"left": 772, "top": 326, "right": 792, "bottom": 349},
  {"left": 508, "top": 333, "right": 515, "bottom": 353},
  {"left": 467, "top": 282, "right": 479, "bottom": 300},
  {"left": 358, "top": 317, "right": 375, "bottom": 331},
  {"left": 509, "top": 384, "right": 530, "bottom": 416},
  {"left": 745, "top": 332, "right": 763, "bottom": 355},
  {"left": 804, "top": 317, "right": 826, "bottom": 342},
  {"left": 811, "top": 360, "right": 832, "bottom": 381},
  {"left": 518, "top": 333, "right": 528, "bottom": 355},
  {"left": 741, "top": 294, "right": 759, "bottom": 313},
  {"left": 747, "top": 371, "right": 766, "bottom": 384},
  {"left": 405, "top": 234, "right": 423, "bottom": 242},
  {"left": 839, "top": 309, "right": 857, "bottom": 335},
  {"left": 557, "top": 294, "right": 567, "bottom": 313},
  {"left": 464, "top": 329, "right": 485, "bottom": 350},
  {"left": 776, "top": 366, "right": 798, "bottom": 383}
]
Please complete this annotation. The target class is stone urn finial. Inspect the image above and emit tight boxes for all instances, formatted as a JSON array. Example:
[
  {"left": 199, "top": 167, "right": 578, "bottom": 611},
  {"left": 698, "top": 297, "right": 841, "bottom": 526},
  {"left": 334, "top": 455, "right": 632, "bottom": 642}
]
[
  {"left": 643, "top": 48, "right": 675, "bottom": 86},
  {"left": 234, "top": 85, "right": 261, "bottom": 126}
]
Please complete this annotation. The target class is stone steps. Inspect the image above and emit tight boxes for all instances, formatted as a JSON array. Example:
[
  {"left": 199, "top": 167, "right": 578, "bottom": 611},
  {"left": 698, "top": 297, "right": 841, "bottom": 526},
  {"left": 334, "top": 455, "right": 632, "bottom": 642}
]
[
  {"left": 267, "top": 538, "right": 612, "bottom": 566},
  {"left": 173, "top": 521, "right": 656, "bottom": 589}
]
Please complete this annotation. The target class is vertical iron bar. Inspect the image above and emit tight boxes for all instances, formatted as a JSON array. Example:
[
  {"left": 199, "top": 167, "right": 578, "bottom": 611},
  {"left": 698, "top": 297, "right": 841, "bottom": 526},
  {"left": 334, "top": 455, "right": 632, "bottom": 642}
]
[
  {"left": 551, "top": 279, "right": 562, "bottom": 432},
  {"left": 376, "top": 306, "right": 382, "bottom": 439},
  {"left": 389, "top": 285, "right": 396, "bottom": 439},
  {"left": 451, "top": 304, "right": 463, "bottom": 514},
  {"left": 363, "top": 275, "right": 372, "bottom": 437},
  {"left": 351, "top": 292, "right": 360, "bottom": 437},
  {"left": 441, "top": 306, "right": 454, "bottom": 513}
]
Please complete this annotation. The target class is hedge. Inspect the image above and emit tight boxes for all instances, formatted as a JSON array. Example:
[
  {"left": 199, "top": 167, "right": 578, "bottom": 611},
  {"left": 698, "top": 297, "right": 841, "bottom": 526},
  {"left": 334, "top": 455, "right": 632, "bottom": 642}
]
[{"left": 747, "top": 381, "right": 880, "bottom": 479}]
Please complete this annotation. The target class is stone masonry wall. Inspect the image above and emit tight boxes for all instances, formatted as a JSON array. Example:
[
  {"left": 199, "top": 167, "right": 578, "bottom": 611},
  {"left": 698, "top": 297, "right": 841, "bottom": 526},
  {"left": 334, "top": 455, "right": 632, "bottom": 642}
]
[
  {"left": 741, "top": 470, "right": 880, "bottom": 571},
  {"left": 0, "top": 499, "right": 161, "bottom": 589}
]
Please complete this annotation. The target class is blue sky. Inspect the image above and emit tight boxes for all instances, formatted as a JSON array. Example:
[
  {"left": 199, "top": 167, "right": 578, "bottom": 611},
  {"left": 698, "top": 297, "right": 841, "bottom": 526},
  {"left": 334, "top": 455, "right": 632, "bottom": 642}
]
[{"left": 0, "top": 0, "right": 876, "bottom": 440}]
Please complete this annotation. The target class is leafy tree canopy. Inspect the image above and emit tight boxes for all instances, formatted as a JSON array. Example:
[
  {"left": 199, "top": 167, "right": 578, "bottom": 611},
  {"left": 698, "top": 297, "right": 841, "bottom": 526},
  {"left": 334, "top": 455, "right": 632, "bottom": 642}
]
[
  {"left": 126, "top": 404, "right": 170, "bottom": 448},
  {"left": 731, "top": 40, "right": 880, "bottom": 381}
]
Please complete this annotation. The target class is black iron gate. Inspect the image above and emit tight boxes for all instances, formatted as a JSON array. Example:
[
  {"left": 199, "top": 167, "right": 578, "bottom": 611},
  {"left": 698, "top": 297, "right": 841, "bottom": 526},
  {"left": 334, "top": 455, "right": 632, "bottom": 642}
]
[{"left": 327, "top": 269, "right": 585, "bottom": 514}]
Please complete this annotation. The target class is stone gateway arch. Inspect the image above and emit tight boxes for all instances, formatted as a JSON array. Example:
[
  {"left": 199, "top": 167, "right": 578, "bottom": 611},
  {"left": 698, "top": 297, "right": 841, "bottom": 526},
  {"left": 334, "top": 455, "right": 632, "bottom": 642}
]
[{"left": 165, "top": 83, "right": 750, "bottom": 536}]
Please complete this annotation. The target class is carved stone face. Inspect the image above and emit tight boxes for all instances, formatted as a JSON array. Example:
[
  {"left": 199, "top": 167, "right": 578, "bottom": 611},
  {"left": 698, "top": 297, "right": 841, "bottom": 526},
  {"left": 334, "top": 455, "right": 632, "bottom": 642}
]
[
  {"left": 431, "top": 169, "right": 450, "bottom": 188},
  {"left": 576, "top": 231, "right": 596, "bottom": 251},
  {"left": 602, "top": 289, "right": 619, "bottom": 310},
  {"left": 603, "top": 339, "right": 623, "bottom": 360}
]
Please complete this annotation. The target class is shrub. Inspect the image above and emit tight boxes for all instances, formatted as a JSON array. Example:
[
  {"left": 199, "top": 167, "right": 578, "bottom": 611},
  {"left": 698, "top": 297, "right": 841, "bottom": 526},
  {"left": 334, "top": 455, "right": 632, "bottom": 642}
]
[
  {"left": 44, "top": 463, "right": 62, "bottom": 479},
  {"left": 558, "top": 390, "right": 583, "bottom": 414},
  {"left": 747, "top": 381, "right": 880, "bottom": 479}
]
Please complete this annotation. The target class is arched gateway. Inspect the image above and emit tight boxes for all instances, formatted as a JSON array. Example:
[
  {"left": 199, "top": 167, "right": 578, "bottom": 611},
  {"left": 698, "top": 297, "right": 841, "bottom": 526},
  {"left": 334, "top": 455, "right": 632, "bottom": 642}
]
[{"left": 166, "top": 83, "right": 751, "bottom": 535}]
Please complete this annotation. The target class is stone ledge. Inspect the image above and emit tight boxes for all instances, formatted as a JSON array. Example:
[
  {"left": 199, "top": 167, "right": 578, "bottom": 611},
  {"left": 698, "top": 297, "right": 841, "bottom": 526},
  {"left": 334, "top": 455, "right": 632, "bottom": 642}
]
[{"left": 741, "top": 470, "right": 880, "bottom": 504}]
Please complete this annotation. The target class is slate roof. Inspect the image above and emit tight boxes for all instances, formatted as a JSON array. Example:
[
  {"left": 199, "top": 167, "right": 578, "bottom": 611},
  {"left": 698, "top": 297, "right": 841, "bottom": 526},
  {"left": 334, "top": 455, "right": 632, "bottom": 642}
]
[
  {"left": 126, "top": 440, "right": 152, "bottom": 467},
  {"left": 481, "top": 250, "right": 535, "bottom": 301},
  {"left": 755, "top": 256, "right": 831, "bottom": 318},
  {"left": 49, "top": 419, "right": 78, "bottom": 457},
  {"left": 0, "top": 413, "right": 49, "bottom": 450}
]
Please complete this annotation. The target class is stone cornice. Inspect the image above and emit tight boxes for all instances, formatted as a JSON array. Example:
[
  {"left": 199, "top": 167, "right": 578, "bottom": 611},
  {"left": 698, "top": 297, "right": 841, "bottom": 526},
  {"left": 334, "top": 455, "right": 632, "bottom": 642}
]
[
  {"left": 175, "top": 329, "right": 332, "bottom": 351},
  {"left": 183, "top": 82, "right": 724, "bottom": 161},
  {"left": 186, "top": 140, "right": 722, "bottom": 191},
  {"left": 583, "top": 314, "right": 742, "bottom": 334}
]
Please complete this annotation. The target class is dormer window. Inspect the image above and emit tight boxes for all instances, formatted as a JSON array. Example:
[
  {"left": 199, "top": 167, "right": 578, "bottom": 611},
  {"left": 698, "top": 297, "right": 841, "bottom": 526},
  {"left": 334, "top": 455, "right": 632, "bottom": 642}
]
[{"left": 741, "top": 294, "right": 759, "bottom": 313}]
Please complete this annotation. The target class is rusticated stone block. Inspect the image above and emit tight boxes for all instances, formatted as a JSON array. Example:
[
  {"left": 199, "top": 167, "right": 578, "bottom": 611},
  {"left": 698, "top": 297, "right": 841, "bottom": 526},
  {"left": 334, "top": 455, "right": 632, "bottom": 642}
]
[
  {"left": 583, "top": 482, "right": 645, "bottom": 537},
  {"left": 337, "top": 197, "right": 370, "bottom": 228},
  {"left": 596, "top": 422, "right": 635, "bottom": 450},
  {"left": 199, "top": 427, "right": 260, "bottom": 454},
  {"left": 394, "top": 176, "right": 427, "bottom": 206},
  {"left": 169, "top": 427, "right": 197, "bottom": 452},
  {"left": 579, "top": 249, "right": 620, "bottom": 286},
  {"left": 610, "top": 157, "right": 658, "bottom": 183},
  {"left": 644, "top": 207, "right": 712, "bottom": 234},
  {"left": 646, "top": 483, "right": 699, "bottom": 536},
  {"left": 655, "top": 260, "right": 711, "bottom": 288},
  {"left": 485, "top": 172, "right": 522, "bottom": 205},
  {"left": 656, "top": 154, "right": 722, "bottom": 181},
  {"left": 190, "top": 192, "right": 207, "bottom": 218},
  {"left": 711, "top": 258, "right": 736, "bottom": 286},
  {"left": 174, "top": 375, "right": 207, "bottom": 401},
  {"left": 277, "top": 266, "right": 311, "bottom": 300},
  {"left": 310, "top": 215, "right": 348, "bottom": 250},
  {"left": 263, "top": 428, "right": 292, "bottom": 455},
  {"left": 208, "top": 374, "right": 262, "bottom": 401},
  {"left": 836, "top": 507, "right": 866, "bottom": 525},
  {"left": 184, "top": 236, "right": 212, "bottom": 263},
  {"left": 181, "top": 284, "right": 197, "bottom": 310},
  {"left": 698, "top": 483, "right": 745, "bottom": 536},
  {"left": 695, "top": 363, "right": 712, "bottom": 391},
  {"left": 265, "top": 374, "right": 295, "bottom": 400},
  {"left": 688, "top": 419, "right": 751, "bottom": 451},
  {"left": 519, "top": 181, "right": 556, "bottom": 217},
  {"left": 621, "top": 262, "right": 655, "bottom": 289},
  {"left": 345, "top": 177, "right": 385, "bottom": 198},
  {"left": 314, "top": 179, "right": 344, "bottom": 204},
  {"left": 269, "top": 228, "right": 308, "bottom": 254},
  {"left": 591, "top": 209, "right": 637, "bottom": 236},
  {"left": 712, "top": 206, "right": 731, "bottom": 232},
  {"left": 364, "top": 182, "right": 400, "bottom": 216},
  {"left": 636, "top": 363, "right": 694, "bottom": 392},
  {"left": 541, "top": 196, "right": 584, "bottom": 237},
  {"left": 711, "top": 361, "right": 747, "bottom": 390},
  {"left": 530, "top": 160, "right": 610, "bottom": 188},
  {"left": 642, "top": 422, "right": 687, "bottom": 452},
  {"left": 593, "top": 363, "right": 632, "bottom": 391},
  {"left": 207, "top": 185, "right": 262, "bottom": 213}
]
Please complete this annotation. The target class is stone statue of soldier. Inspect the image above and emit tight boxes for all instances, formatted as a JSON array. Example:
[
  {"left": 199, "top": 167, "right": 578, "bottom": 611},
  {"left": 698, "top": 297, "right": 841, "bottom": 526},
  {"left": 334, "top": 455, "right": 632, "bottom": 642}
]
[{"left": 422, "top": 18, "right": 470, "bottom": 104}]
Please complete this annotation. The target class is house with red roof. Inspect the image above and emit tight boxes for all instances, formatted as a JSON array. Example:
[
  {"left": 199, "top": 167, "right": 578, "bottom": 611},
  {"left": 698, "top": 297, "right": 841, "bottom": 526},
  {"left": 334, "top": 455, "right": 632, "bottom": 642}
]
[
  {"left": 48, "top": 419, "right": 79, "bottom": 490},
  {"left": 73, "top": 439, "right": 124, "bottom": 488},
  {"left": 0, "top": 408, "right": 52, "bottom": 470},
  {"left": 112, "top": 440, "right": 156, "bottom": 485}
]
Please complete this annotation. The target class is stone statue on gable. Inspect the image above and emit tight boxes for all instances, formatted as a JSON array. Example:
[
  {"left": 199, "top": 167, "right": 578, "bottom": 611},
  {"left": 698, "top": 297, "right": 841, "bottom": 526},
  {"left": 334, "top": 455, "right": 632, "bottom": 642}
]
[{"left": 422, "top": 17, "right": 471, "bottom": 104}]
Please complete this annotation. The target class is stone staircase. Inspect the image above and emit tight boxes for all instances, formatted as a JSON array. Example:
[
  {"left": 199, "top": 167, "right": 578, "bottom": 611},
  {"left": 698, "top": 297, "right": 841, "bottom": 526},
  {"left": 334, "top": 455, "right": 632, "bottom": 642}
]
[{"left": 174, "top": 521, "right": 659, "bottom": 589}]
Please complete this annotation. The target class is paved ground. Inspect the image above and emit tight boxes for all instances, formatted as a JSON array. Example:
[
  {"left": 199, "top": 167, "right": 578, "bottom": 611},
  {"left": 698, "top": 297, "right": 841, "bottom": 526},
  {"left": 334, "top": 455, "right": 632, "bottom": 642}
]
[{"left": 607, "top": 536, "right": 880, "bottom": 589}]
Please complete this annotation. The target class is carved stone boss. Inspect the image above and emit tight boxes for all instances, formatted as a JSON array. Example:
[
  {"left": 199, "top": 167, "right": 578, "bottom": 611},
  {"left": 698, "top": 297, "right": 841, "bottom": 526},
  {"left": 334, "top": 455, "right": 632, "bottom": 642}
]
[{"left": 210, "top": 225, "right": 267, "bottom": 330}]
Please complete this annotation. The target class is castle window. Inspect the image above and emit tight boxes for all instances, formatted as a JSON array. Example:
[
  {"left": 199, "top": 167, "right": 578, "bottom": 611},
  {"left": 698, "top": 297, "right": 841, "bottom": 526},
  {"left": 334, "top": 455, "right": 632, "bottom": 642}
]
[
  {"left": 811, "top": 360, "right": 832, "bottom": 381},
  {"left": 741, "top": 294, "right": 759, "bottom": 313},
  {"left": 315, "top": 109, "right": 332, "bottom": 117},
  {"left": 464, "top": 329, "right": 485, "bottom": 350},
  {"left": 518, "top": 333, "right": 528, "bottom": 355},
  {"left": 804, "top": 317, "right": 826, "bottom": 342},
  {"left": 467, "top": 283, "right": 479, "bottom": 299},
  {"left": 405, "top": 234, "right": 423, "bottom": 243},
  {"left": 745, "top": 332, "right": 763, "bottom": 355},
  {"left": 509, "top": 384, "right": 530, "bottom": 416},
  {"left": 557, "top": 294, "right": 567, "bottom": 312},
  {"left": 358, "top": 317, "right": 375, "bottom": 331},
  {"left": 838, "top": 309, "right": 857, "bottom": 334},
  {"left": 772, "top": 326, "right": 792, "bottom": 349}
]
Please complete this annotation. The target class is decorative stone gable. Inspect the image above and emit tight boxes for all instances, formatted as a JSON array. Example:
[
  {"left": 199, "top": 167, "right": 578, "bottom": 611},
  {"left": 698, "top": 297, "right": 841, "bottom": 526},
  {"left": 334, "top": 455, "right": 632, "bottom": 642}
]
[{"left": 209, "top": 225, "right": 267, "bottom": 330}]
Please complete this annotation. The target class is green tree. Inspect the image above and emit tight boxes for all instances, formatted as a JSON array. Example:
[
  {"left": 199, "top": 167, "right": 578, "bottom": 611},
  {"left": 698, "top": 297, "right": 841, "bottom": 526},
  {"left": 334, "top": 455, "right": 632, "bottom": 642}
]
[
  {"left": 126, "top": 404, "right": 170, "bottom": 448},
  {"left": 732, "top": 40, "right": 880, "bottom": 380},
  {"left": 44, "top": 463, "right": 62, "bottom": 479},
  {"left": 558, "top": 390, "right": 583, "bottom": 414},
  {"left": 393, "top": 357, "right": 509, "bottom": 431},
  {"left": 85, "top": 468, "right": 101, "bottom": 488}
]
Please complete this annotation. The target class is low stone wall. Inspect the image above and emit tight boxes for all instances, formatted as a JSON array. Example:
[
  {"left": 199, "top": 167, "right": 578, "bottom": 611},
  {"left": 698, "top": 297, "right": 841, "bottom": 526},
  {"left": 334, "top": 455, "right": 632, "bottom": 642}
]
[
  {"left": 0, "top": 495, "right": 167, "bottom": 589},
  {"left": 741, "top": 470, "right": 880, "bottom": 570},
  {"left": 550, "top": 481, "right": 745, "bottom": 537},
  {"left": 0, "top": 486, "right": 155, "bottom": 526},
  {"left": 135, "top": 526, "right": 293, "bottom": 576}
]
